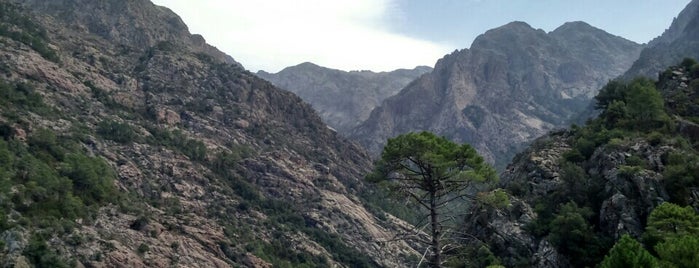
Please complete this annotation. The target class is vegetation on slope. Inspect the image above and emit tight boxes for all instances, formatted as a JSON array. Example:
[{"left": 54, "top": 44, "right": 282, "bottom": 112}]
[{"left": 506, "top": 60, "right": 699, "bottom": 267}]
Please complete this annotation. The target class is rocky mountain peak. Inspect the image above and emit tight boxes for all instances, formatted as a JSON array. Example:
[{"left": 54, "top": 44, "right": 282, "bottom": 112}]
[
  {"left": 350, "top": 21, "right": 642, "bottom": 168},
  {"left": 623, "top": 0, "right": 699, "bottom": 79},
  {"left": 648, "top": 0, "right": 699, "bottom": 46},
  {"left": 552, "top": 21, "right": 595, "bottom": 32},
  {"left": 471, "top": 21, "right": 548, "bottom": 50}
]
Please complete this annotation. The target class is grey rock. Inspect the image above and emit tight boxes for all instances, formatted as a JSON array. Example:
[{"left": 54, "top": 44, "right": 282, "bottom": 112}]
[
  {"left": 350, "top": 21, "right": 642, "bottom": 168},
  {"left": 257, "top": 62, "right": 431, "bottom": 133},
  {"left": 623, "top": 0, "right": 699, "bottom": 79}
]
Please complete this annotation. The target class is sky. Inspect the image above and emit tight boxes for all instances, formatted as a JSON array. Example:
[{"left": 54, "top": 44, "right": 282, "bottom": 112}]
[{"left": 151, "top": 0, "right": 691, "bottom": 73}]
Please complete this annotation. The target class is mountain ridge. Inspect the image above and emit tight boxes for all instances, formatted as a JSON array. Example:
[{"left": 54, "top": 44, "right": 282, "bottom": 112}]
[
  {"left": 257, "top": 62, "right": 431, "bottom": 133},
  {"left": 623, "top": 0, "right": 699, "bottom": 78},
  {"left": 350, "top": 20, "right": 642, "bottom": 167},
  {"left": 0, "top": 1, "right": 419, "bottom": 266}
]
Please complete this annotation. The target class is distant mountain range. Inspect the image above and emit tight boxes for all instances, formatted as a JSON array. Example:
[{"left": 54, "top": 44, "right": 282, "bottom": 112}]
[
  {"left": 350, "top": 21, "right": 642, "bottom": 167},
  {"left": 257, "top": 63, "right": 431, "bottom": 133},
  {"left": 4, "top": 0, "right": 699, "bottom": 266}
]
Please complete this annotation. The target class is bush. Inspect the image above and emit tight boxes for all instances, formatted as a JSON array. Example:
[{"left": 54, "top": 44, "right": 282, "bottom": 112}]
[
  {"left": 60, "top": 154, "right": 117, "bottom": 205},
  {"left": 97, "top": 120, "right": 137, "bottom": 143},
  {"left": 643, "top": 202, "right": 699, "bottom": 248},
  {"left": 23, "top": 234, "right": 70, "bottom": 267},
  {"left": 137, "top": 243, "right": 150, "bottom": 254},
  {"left": 599, "top": 234, "right": 657, "bottom": 268},
  {"left": 655, "top": 236, "right": 699, "bottom": 267}
]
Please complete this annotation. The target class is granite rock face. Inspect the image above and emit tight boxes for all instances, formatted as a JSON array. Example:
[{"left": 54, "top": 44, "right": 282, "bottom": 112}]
[
  {"left": 463, "top": 67, "right": 699, "bottom": 266},
  {"left": 257, "top": 63, "right": 431, "bottom": 133},
  {"left": 0, "top": 1, "right": 419, "bottom": 267},
  {"left": 351, "top": 21, "right": 641, "bottom": 168},
  {"left": 623, "top": 0, "right": 699, "bottom": 79}
]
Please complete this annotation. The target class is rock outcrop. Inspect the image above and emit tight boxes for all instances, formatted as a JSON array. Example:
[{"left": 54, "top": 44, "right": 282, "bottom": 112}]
[
  {"left": 623, "top": 0, "right": 699, "bottom": 78},
  {"left": 462, "top": 66, "right": 699, "bottom": 267},
  {"left": 257, "top": 63, "right": 431, "bottom": 133},
  {"left": 0, "top": 0, "right": 419, "bottom": 267},
  {"left": 350, "top": 21, "right": 642, "bottom": 168}
]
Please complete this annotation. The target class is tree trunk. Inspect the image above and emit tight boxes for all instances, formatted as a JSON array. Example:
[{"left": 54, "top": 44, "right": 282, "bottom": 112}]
[{"left": 430, "top": 187, "right": 441, "bottom": 268}]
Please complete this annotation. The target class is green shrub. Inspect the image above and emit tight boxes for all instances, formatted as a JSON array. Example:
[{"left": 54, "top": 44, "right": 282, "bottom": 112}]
[
  {"left": 655, "top": 235, "right": 699, "bottom": 267},
  {"left": 137, "top": 243, "right": 150, "bottom": 254},
  {"left": 599, "top": 234, "right": 658, "bottom": 268},
  {"left": 0, "top": 3, "right": 59, "bottom": 62},
  {"left": 60, "top": 154, "right": 117, "bottom": 205},
  {"left": 97, "top": 120, "right": 137, "bottom": 143},
  {"left": 23, "top": 234, "right": 70, "bottom": 267}
]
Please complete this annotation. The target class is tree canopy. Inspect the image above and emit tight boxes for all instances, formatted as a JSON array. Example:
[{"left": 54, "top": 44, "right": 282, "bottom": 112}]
[
  {"left": 599, "top": 234, "right": 658, "bottom": 268},
  {"left": 368, "top": 131, "right": 497, "bottom": 267}
]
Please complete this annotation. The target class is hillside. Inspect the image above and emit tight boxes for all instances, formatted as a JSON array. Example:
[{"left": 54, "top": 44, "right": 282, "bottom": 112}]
[
  {"left": 350, "top": 21, "right": 642, "bottom": 168},
  {"left": 0, "top": 0, "right": 418, "bottom": 267},
  {"left": 623, "top": 0, "right": 699, "bottom": 78},
  {"left": 460, "top": 61, "right": 699, "bottom": 267},
  {"left": 257, "top": 63, "right": 431, "bottom": 134}
]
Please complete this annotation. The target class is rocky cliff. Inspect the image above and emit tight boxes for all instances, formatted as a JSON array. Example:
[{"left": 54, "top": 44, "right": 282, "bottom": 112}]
[
  {"left": 461, "top": 63, "right": 699, "bottom": 267},
  {"left": 256, "top": 63, "right": 431, "bottom": 134},
  {"left": 623, "top": 0, "right": 699, "bottom": 78},
  {"left": 0, "top": 0, "right": 419, "bottom": 267},
  {"left": 350, "top": 21, "right": 642, "bottom": 168}
]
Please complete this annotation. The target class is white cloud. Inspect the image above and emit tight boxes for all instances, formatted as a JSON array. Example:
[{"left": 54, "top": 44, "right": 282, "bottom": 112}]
[{"left": 151, "top": 0, "right": 451, "bottom": 72}]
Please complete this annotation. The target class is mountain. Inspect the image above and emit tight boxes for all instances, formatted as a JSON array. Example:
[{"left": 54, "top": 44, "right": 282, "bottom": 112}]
[
  {"left": 0, "top": 0, "right": 418, "bottom": 267},
  {"left": 257, "top": 63, "right": 431, "bottom": 133},
  {"left": 623, "top": 0, "right": 699, "bottom": 78},
  {"left": 460, "top": 62, "right": 699, "bottom": 267},
  {"left": 350, "top": 21, "right": 642, "bottom": 168}
]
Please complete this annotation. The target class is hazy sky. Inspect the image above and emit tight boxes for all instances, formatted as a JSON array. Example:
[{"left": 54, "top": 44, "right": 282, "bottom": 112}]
[{"left": 152, "top": 0, "right": 691, "bottom": 73}]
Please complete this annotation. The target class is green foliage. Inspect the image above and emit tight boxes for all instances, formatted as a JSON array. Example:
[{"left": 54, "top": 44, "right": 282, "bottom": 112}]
[
  {"left": 85, "top": 81, "right": 128, "bottom": 111},
  {"left": 137, "top": 243, "right": 150, "bottom": 254},
  {"left": 369, "top": 131, "right": 497, "bottom": 266},
  {"left": 547, "top": 202, "right": 604, "bottom": 267},
  {"left": 23, "top": 233, "right": 71, "bottom": 267},
  {"left": 559, "top": 161, "right": 600, "bottom": 206},
  {"left": 60, "top": 153, "right": 117, "bottom": 205},
  {"left": 655, "top": 236, "right": 699, "bottom": 268},
  {"left": 681, "top": 58, "right": 697, "bottom": 69},
  {"left": 625, "top": 78, "right": 672, "bottom": 130},
  {"left": 477, "top": 189, "right": 510, "bottom": 209},
  {"left": 595, "top": 80, "right": 629, "bottom": 110},
  {"left": 0, "top": 3, "right": 59, "bottom": 62},
  {"left": 599, "top": 234, "right": 658, "bottom": 268},
  {"left": 531, "top": 62, "right": 699, "bottom": 267},
  {"left": 595, "top": 78, "right": 671, "bottom": 131},
  {"left": 643, "top": 202, "right": 699, "bottom": 249},
  {"left": 370, "top": 131, "right": 497, "bottom": 187},
  {"left": 97, "top": 120, "right": 137, "bottom": 143},
  {"left": 662, "top": 152, "right": 699, "bottom": 205},
  {"left": 0, "top": 127, "right": 119, "bottom": 236},
  {"left": 475, "top": 245, "right": 502, "bottom": 267},
  {"left": 0, "top": 81, "right": 52, "bottom": 116},
  {"left": 146, "top": 126, "right": 209, "bottom": 161}
]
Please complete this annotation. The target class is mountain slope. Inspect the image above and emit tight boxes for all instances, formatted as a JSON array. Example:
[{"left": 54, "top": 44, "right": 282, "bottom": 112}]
[
  {"left": 462, "top": 62, "right": 699, "bottom": 267},
  {"left": 350, "top": 21, "right": 642, "bottom": 168},
  {"left": 257, "top": 63, "right": 431, "bottom": 133},
  {"left": 623, "top": 0, "right": 699, "bottom": 78},
  {"left": 0, "top": 1, "right": 417, "bottom": 267}
]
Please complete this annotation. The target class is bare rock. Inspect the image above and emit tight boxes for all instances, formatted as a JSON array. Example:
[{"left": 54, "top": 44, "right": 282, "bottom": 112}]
[
  {"left": 155, "top": 108, "right": 181, "bottom": 125},
  {"left": 244, "top": 253, "right": 272, "bottom": 268}
]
